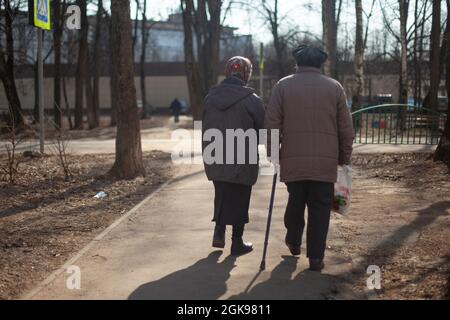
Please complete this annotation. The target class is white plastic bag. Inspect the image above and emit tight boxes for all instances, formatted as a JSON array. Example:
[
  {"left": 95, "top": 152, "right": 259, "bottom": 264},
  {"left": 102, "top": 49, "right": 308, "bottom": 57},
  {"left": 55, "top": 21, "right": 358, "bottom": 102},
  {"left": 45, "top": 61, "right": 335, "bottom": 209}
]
[{"left": 333, "top": 165, "right": 352, "bottom": 216}]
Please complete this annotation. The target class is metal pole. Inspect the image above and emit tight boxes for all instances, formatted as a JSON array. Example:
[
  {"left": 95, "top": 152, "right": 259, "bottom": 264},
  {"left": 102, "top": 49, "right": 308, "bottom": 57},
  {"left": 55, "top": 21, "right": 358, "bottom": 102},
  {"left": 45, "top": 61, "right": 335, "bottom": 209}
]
[
  {"left": 37, "top": 28, "right": 45, "bottom": 154},
  {"left": 259, "top": 43, "right": 264, "bottom": 100}
]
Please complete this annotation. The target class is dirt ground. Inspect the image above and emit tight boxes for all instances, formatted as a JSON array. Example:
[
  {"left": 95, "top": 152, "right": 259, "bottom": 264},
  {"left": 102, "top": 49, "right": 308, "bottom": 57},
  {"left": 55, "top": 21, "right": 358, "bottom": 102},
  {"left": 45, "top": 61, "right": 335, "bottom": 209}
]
[
  {"left": 0, "top": 151, "right": 175, "bottom": 300},
  {"left": 333, "top": 153, "right": 450, "bottom": 300}
]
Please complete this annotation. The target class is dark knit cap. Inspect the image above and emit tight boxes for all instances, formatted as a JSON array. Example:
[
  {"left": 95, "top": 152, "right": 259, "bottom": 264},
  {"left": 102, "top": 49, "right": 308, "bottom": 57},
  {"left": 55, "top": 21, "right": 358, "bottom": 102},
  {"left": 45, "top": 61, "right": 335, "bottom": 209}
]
[{"left": 292, "top": 45, "right": 328, "bottom": 68}]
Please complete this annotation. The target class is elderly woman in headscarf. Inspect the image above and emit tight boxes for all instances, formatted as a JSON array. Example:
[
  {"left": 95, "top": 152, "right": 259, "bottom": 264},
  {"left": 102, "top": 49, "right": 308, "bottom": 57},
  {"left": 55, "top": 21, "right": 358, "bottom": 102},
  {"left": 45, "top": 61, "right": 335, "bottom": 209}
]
[{"left": 202, "top": 56, "right": 265, "bottom": 256}]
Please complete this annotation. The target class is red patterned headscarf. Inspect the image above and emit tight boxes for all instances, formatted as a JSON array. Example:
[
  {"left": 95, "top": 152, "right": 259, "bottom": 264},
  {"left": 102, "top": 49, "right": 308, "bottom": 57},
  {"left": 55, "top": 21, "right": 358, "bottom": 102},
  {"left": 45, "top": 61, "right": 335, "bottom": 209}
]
[{"left": 225, "top": 56, "right": 253, "bottom": 84}]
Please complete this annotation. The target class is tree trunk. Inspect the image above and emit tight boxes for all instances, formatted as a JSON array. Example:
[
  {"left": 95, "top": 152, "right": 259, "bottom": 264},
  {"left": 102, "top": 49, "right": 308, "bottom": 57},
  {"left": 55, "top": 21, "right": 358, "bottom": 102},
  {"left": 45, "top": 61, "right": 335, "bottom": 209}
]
[
  {"left": 417, "top": 0, "right": 428, "bottom": 104},
  {"left": 93, "top": 0, "right": 103, "bottom": 127},
  {"left": 62, "top": 75, "right": 73, "bottom": 129},
  {"left": 205, "top": 0, "right": 222, "bottom": 93},
  {"left": 434, "top": 0, "right": 450, "bottom": 166},
  {"left": 108, "top": 15, "right": 118, "bottom": 126},
  {"left": 52, "top": 0, "right": 63, "bottom": 129},
  {"left": 413, "top": 0, "right": 419, "bottom": 106},
  {"left": 181, "top": 0, "right": 222, "bottom": 120},
  {"left": 109, "top": 0, "right": 145, "bottom": 179},
  {"left": 181, "top": 0, "right": 203, "bottom": 121},
  {"left": 423, "top": 0, "right": 441, "bottom": 111},
  {"left": 74, "top": 0, "right": 87, "bottom": 129},
  {"left": 82, "top": 3, "right": 98, "bottom": 130},
  {"left": 352, "top": 0, "right": 364, "bottom": 113},
  {"left": 140, "top": 0, "right": 149, "bottom": 119},
  {"left": 399, "top": 0, "right": 409, "bottom": 105},
  {"left": 398, "top": 0, "right": 409, "bottom": 130},
  {"left": 267, "top": 0, "right": 285, "bottom": 79},
  {"left": 322, "top": 0, "right": 337, "bottom": 78},
  {"left": 0, "top": 0, "right": 25, "bottom": 129},
  {"left": 132, "top": 0, "right": 140, "bottom": 61},
  {"left": 85, "top": 66, "right": 97, "bottom": 129},
  {"left": 0, "top": 57, "right": 24, "bottom": 128}
]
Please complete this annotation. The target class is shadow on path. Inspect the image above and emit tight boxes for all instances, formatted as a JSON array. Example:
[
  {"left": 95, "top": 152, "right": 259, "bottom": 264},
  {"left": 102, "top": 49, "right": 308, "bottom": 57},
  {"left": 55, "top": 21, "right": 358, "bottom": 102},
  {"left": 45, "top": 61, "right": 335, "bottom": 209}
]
[
  {"left": 229, "top": 256, "right": 335, "bottom": 300},
  {"left": 128, "top": 251, "right": 236, "bottom": 300}
]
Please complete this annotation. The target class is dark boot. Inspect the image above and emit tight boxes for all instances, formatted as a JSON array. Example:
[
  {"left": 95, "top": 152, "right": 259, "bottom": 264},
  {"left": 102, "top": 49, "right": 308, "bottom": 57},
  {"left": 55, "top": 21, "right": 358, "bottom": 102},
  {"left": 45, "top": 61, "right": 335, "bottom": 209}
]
[
  {"left": 231, "top": 225, "right": 253, "bottom": 256},
  {"left": 285, "top": 236, "right": 301, "bottom": 256},
  {"left": 309, "top": 259, "right": 325, "bottom": 272},
  {"left": 231, "top": 237, "right": 253, "bottom": 256},
  {"left": 212, "top": 224, "right": 226, "bottom": 249}
]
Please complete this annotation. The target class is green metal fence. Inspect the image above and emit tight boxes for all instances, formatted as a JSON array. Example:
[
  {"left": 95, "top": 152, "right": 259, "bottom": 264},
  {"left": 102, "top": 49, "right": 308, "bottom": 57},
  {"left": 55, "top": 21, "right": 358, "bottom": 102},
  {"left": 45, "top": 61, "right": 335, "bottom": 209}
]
[{"left": 351, "top": 104, "right": 447, "bottom": 145}]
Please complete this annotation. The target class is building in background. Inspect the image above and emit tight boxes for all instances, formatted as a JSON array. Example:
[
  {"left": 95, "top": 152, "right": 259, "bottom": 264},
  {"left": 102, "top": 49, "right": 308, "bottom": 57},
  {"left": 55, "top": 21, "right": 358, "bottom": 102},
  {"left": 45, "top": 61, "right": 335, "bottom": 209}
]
[
  {"left": 0, "top": 12, "right": 254, "bottom": 113},
  {"left": 0, "top": 13, "right": 446, "bottom": 115}
]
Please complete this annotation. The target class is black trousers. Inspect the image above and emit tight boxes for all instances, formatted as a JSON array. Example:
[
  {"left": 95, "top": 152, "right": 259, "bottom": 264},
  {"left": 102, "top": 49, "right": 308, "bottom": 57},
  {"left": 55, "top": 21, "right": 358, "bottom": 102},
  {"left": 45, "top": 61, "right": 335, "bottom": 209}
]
[{"left": 284, "top": 181, "right": 334, "bottom": 260}]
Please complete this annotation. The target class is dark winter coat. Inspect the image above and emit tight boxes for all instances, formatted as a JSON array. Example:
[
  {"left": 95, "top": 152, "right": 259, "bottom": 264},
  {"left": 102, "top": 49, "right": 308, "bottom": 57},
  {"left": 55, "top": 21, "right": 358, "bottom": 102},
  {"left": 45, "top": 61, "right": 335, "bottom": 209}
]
[{"left": 202, "top": 76, "right": 265, "bottom": 186}]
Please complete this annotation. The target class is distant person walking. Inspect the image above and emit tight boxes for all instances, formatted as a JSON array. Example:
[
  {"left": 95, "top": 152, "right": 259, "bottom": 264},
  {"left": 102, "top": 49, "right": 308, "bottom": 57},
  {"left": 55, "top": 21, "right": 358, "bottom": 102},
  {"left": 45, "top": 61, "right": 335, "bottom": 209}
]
[
  {"left": 202, "top": 56, "right": 265, "bottom": 256},
  {"left": 170, "top": 98, "right": 182, "bottom": 123},
  {"left": 265, "top": 45, "right": 354, "bottom": 271}
]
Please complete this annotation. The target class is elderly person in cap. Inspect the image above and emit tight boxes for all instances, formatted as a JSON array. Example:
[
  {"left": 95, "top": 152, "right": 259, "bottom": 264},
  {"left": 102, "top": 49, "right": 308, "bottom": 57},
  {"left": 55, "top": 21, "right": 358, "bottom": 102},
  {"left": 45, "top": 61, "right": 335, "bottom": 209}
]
[
  {"left": 202, "top": 56, "right": 265, "bottom": 256},
  {"left": 265, "top": 46, "right": 354, "bottom": 271}
]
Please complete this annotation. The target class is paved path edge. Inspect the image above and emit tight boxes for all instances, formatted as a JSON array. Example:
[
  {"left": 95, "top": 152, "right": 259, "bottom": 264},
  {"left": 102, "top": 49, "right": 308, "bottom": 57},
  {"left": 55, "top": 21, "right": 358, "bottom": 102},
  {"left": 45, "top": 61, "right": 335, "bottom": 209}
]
[{"left": 20, "top": 170, "right": 204, "bottom": 300}]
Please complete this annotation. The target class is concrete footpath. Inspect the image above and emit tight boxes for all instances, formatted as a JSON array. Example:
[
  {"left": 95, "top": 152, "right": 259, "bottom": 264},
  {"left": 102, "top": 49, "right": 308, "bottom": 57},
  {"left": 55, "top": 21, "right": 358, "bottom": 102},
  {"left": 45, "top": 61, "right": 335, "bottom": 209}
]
[
  {"left": 10, "top": 137, "right": 437, "bottom": 156},
  {"left": 24, "top": 166, "right": 357, "bottom": 300},
  {"left": 4, "top": 119, "right": 437, "bottom": 156}
]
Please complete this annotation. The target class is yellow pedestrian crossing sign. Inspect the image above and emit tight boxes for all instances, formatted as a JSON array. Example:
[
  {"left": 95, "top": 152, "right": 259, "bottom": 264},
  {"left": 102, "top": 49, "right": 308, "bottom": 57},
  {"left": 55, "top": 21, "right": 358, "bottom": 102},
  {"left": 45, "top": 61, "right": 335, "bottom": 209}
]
[{"left": 31, "top": 0, "right": 51, "bottom": 30}]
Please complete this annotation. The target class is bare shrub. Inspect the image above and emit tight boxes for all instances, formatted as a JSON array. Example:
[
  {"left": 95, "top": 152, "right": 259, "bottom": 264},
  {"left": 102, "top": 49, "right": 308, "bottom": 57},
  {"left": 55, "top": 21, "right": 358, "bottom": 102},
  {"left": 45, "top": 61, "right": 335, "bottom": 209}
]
[
  {"left": 51, "top": 130, "right": 73, "bottom": 181},
  {"left": 0, "top": 121, "right": 24, "bottom": 184}
]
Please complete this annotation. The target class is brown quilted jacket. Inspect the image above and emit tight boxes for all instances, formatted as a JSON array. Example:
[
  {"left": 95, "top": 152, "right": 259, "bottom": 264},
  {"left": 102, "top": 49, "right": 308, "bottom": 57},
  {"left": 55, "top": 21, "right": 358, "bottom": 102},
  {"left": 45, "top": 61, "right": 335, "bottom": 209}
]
[{"left": 265, "top": 67, "right": 354, "bottom": 183}]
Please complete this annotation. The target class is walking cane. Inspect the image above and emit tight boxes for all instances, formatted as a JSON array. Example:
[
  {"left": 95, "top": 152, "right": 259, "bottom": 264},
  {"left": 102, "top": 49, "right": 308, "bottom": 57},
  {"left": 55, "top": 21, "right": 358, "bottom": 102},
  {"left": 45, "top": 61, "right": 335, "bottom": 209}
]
[{"left": 260, "top": 167, "right": 278, "bottom": 271}]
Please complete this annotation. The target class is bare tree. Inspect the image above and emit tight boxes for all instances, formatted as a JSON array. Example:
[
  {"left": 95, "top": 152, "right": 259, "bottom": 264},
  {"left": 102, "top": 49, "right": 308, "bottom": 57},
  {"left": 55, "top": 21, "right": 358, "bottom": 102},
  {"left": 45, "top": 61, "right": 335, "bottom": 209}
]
[
  {"left": 353, "top": 0, "right": 365, "bottom": 112},
  {"left": 101, "top": 8, "right": 119, "bottom": 126},
  {"left": 52, "top": 0, "right": 65, "bottom": 130},
  {"left": 93, "top": 0, "right": 104, "bottom": 127},
  {"left": 423, "top": 0, "right": 441, "bottom": 111},
  {"left": 381, "top": 0, "right": 410, "bottom": 105},
  {"left": 0, "top": 0, "right": 25, "bottom": 129},
  {"left": 140, "top": 0, "right": 151, "bottom": 119},
  {"left": 51, "top": 130, "right": 73, "bottom": 181},
  {"left": 259, "top": 0, "right": 293, "bottom": 79},
  {"left": 74, "top": 0, "right": 87, "bottom": 129},
  {"left": 133, "top": 0, "right": 140, "bottom": 58},
  {"left": 33, "top": 41, "right": 53, "bottom": 123},
  {"left": 412, "top": 0, "right": 430, "bottom": 106},
  {"left": 180, "top": 0, "right": 223, "bottom": 120},
  {"left": 434, "top": 0, "right": 450, "bottom": 167},
  {"left": 322, "top": 0, "right": 337, "bottom": 78},
  {"left": 398, "top": 0, "right": 409, "bottom": 106},
  {"left": 181, "top": 0, "right": 201, "bottom": 121},
  {"left": 0, "top": 113, "right": 23, "bottom": 184},
  {"left": 74, "top": 0, "right": 98, "bottom": 130},
  {"left": 109, "top": 0, "right": 145, "bottom": 179}
]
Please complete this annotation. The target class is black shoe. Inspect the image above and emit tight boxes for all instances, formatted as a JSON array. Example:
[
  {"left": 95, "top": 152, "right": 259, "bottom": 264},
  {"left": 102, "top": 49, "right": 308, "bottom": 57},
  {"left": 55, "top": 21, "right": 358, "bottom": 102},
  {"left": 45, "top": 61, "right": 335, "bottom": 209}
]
[
  {"left": 309, "top": 259, "right": 325, "bottom": 272},
  {"left": 212, "top": 225, "right": 226, "bottom": 249},
  {"left": 231, "top": 237, "right": 253, "bottom": 256},
  {"left": 285, "top": 238, "right": 301, "bottom": 256}
]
